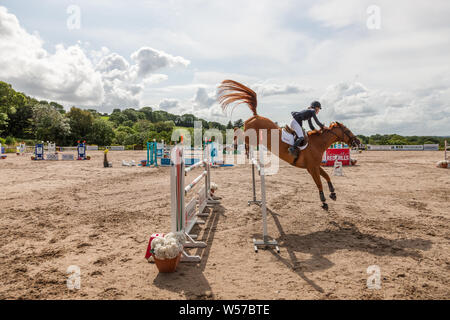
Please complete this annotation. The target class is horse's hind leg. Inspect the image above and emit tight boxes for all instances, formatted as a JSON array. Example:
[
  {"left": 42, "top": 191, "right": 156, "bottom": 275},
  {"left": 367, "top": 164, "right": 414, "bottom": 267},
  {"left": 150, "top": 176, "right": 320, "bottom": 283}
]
[
  {"left": 307, "top": 166, "right": 328, "bottom": 210},
  {"left": 319, "top": 167, "right": 336, "bottom": 201}
]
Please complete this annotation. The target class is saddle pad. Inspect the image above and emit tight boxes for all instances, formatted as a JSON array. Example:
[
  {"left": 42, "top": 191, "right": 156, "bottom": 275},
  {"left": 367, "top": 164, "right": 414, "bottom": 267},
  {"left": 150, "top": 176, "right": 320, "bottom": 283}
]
[{"left": 281, "top": 129, "right": 308, "bottom": 151}]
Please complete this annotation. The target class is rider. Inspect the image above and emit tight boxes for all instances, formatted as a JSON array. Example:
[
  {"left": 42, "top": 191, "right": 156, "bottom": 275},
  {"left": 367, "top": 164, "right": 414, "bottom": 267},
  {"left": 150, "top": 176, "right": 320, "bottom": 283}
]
[{"left": 289, "top": 101, "right": 327, "bottom": 156}]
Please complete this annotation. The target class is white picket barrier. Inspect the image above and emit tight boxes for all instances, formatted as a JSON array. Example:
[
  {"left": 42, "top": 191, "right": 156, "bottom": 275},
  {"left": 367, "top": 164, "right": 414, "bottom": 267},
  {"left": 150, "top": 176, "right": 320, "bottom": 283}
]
[
  {"left": 424, "top": 144, "right": 439, "bottom": 151},
  {"left": 248, "top": 145, "right": 280, "bottom": 253},
  {"left": 170, "top": 143, "right": 219, "bottom": 262},
  {"left": 61, "top": 154, "right": 75, "bottom": 161},
  {"left": 107, "top": 146, "right": 124, "bottom": 151}
]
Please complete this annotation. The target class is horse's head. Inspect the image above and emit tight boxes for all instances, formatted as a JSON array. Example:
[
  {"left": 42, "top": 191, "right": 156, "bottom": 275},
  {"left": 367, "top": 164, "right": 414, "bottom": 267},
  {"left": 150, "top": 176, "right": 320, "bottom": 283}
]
[{"left": 327, "top": 122, "right": 361, "bottom": 148}]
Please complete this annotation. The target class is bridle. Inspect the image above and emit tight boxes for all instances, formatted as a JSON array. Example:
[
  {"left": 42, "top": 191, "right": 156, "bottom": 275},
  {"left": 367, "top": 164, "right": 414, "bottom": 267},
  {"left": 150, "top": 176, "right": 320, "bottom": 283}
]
[{"left": 325, "top": 123, "right": 359, "bottom": 147}]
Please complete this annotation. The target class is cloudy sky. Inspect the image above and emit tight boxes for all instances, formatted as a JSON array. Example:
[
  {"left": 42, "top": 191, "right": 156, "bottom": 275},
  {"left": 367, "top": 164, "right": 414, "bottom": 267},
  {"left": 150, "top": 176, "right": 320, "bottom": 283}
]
[{"left": 1, "top": 0, "right": 449, "bottom": 135}]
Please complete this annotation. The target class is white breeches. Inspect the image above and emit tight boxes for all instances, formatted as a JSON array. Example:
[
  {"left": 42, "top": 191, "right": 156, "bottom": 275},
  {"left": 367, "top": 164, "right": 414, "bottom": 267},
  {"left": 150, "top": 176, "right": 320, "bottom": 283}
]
[{"left": 290, "top": 119, "right": 304, "bottom": 139}]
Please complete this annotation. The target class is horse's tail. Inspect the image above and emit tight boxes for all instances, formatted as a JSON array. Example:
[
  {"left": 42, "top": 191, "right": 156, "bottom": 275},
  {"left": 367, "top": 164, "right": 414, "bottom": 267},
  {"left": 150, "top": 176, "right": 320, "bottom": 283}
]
[{"left": 217, "top": 80, "right": 258, "bottom": 116}]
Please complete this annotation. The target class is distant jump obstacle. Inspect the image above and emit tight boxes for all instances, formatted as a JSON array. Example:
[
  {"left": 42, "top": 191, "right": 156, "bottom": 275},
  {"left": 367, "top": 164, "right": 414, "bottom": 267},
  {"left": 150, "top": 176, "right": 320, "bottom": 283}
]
[
  {"left": 170, "top": 142, "right": 219, "bottom": 262},
  {"left": 322, "top": 144, "right": 351, "bottom": 166},
  {"left": 146, "top": 140, "right": 158, "bottom": 167},
  {"left": 435, "top": 141, "right": 449, "bottom": 168},
  {"left": 46, "top": 142, "right": 58, "bottom": 161},
  {"left": 144, "top": 139, "right": 210, "bottom": 168},
  {"left": 146, "top": 140, "right": 171, "bottom": 167},
  {"left": 32, "top": 142, "right": 56, "bottom": 160},
  {"left": 205, "top": 141, "right": 234, "bottom": 167},
  {"left": 77, "top": 141, "right": 89, "bottom": 160},
  {"left": 333, "top": 160, "right": 344, "bottom": 176},
  {"left": 16, "top": 143, "right": 26, "bottom": 156},
  {"left": 248, "top": 145, "right": 280, "bottom": 253},
  {"left": 33, "top": 143, "right": 45, "bottom": 160},
  {"left": 0, "top": 143, "right": 6, "bottom": 159},
  {"left": 159, "top": 140, "right": 171, "bottom": 166},
  {"left": 445, "top": 140, "right": 449, "bottom": 161},
  {"left": 32, "top": 141, "right": 90, "bottom": 161}
]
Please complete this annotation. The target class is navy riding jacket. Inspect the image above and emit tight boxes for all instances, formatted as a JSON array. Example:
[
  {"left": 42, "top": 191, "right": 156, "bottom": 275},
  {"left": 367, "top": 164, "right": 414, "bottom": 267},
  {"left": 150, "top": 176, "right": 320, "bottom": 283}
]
[{"left": 291, "top": 109, "right": 324, "bottom": 131}]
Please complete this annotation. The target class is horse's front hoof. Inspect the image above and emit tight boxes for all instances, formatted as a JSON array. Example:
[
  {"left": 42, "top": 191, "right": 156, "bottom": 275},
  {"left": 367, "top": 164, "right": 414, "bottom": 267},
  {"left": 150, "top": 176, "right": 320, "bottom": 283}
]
[
  {"left": 322, "top": 202, "right": 328, "bottom": 210},
  {"left": 330, "top": 193, "right": 337, "bottom": 201}
]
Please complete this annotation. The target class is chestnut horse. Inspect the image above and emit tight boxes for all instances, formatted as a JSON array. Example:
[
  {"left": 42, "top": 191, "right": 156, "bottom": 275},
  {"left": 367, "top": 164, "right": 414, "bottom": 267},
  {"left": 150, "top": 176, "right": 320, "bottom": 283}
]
[{"left": 218, "top": 79, "right": 360, "bottom": 210}]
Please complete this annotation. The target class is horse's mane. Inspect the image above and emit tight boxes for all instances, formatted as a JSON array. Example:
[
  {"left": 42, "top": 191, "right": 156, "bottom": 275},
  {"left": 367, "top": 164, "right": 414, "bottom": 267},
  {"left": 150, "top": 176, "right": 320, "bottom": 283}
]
[{"left": 307, "top": 122, "right": 343, "bottom": 136}]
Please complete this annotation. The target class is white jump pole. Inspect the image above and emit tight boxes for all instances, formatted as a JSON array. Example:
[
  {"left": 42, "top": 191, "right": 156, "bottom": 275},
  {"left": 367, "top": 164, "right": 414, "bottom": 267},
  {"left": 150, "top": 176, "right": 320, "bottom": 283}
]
[
  {"left": 445, "top": 140, "right": 448, "bottom": 161},
  {"left": 248, "top": 136, "right": 280, "bottom": 253},
  {"left": 248, "top": 147, "right": 261, "bottom": 207}
]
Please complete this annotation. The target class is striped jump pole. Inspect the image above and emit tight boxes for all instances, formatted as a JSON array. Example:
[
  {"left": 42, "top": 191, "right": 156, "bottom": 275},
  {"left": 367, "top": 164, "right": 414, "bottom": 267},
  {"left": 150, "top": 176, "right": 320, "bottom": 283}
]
[{"left": 170, "top": 142, "right": 220, "bottom": 263}]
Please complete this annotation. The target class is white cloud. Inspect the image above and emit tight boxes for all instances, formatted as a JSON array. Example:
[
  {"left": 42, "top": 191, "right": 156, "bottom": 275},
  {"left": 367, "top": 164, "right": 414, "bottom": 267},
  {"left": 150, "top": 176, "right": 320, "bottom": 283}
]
[
  {"left": 321, "top": 82, "right": 379, "bottom": 120},
  {"left": 193, "top": 72, "right": 258, "bottom": 86},
  {"left": 253, "top": 83, "right": 311, "bottom": 97},
  {"left": 130, "top": 47, "right": 190, "bottom": 78},
  {"left": 0, "top": 7, "right": 104, "bottom": 105},
  {"left": 143, "top": 74, "right": 169, "bottom": 85},
  {"left": 0, "top": 6, "right": 189, "bottom": 111},
  {"left": 97, "top": 53, "right": 129, "bottom": 76},
  {"left": 159, "top": 98, "right": 180, "bottom": 112},
  {"left": 92, "top": 47, "right": 189, "bottom": 109},
  {"left": 320, "top": 80, "right": 450, "bottom": 135},
  {"left": 193, "top": 87, "right": 216, "bottom": 110},
  {"left": 308, "top": 0, "right": 367, "bottom": 29},
  {"left": 309, "top": 0, "right": 450, "bottom": 32},
  {"left": 153, "top": 87, "right": 228, "bottom": 122},
  {"left": 94, "top": 50, "right": 171, "bottom": 108}
]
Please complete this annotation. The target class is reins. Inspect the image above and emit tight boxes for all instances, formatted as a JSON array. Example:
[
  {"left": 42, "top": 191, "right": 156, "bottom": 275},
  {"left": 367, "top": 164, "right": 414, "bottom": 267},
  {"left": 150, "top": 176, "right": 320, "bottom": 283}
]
[{"left": 324, "top": 125, "right": 357, "bottom": 146}]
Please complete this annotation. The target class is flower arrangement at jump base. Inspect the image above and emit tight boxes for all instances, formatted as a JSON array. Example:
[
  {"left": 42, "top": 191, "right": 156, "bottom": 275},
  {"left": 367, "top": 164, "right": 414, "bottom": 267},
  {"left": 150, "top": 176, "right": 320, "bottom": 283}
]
[
  {"left": 210, "top": 182, "right": 218, "bottom": 195},
  {"left": 436, "top": 160, "right": 448, "bottom": 168},
  {"left": 145, "top": 232, "right": 186, "bottom": 273}
]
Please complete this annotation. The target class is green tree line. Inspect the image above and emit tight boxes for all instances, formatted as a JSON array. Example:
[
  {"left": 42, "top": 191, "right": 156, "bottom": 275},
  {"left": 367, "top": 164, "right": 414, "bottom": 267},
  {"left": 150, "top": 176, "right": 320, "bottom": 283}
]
[
  {"left": 0, "top": 81, "right": 244, "bottom": 147},
  {"left": 356, "top": 134, "right": 447, "bottom": 147},
  {"left": 0, "top": 81, "right": 447, "bottom": 148}
]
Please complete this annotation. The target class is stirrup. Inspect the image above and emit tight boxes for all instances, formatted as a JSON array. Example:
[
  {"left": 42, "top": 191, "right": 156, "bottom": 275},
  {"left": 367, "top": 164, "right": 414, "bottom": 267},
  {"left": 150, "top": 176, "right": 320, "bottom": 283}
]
[
  {"left": 293, "top": 137, "right": 304, "bottom": 148},
  {"left": 288, "top": 146, "right": 299, "bottom": 157}
]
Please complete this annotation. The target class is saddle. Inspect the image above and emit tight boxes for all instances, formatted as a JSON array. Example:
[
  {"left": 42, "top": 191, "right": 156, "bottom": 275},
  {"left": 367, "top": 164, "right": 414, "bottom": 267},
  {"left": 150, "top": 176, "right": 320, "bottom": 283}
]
[
  {"left": 284, "top": 125, "right": 308, "bottom": 147},
  {"left": 284, "top": 125, "right": 295, "bottom": 135}
]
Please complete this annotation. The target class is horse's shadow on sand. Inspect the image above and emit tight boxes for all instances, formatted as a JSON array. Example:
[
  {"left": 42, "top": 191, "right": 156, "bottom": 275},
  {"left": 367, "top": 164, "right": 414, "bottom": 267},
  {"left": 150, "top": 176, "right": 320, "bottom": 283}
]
[
  {"left": 260, "top": 208, "right": 432, "bottom": 293},
  {"left": 153, "top": 202, "right": 432, "bottom": 297}
]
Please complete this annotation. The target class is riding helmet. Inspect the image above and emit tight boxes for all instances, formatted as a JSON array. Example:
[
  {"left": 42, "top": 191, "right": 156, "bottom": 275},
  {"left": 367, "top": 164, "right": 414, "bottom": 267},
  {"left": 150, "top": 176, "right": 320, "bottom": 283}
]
[{"left": 310, "top": 101, "right": 322, "bottom": 109}]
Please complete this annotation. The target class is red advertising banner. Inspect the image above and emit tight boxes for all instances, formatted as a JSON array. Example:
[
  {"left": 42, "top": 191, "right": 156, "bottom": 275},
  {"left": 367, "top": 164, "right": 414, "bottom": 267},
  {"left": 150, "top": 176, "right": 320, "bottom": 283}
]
[{"left": 324, "top": 148, "right": 351, "bottom": 166}]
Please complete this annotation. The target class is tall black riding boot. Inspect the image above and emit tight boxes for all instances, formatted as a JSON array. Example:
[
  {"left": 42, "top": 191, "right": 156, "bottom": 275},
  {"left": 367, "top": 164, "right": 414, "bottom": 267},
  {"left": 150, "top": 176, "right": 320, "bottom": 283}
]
[{"left": 288, "top": 137, "right": 304, "bottom": 156}]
